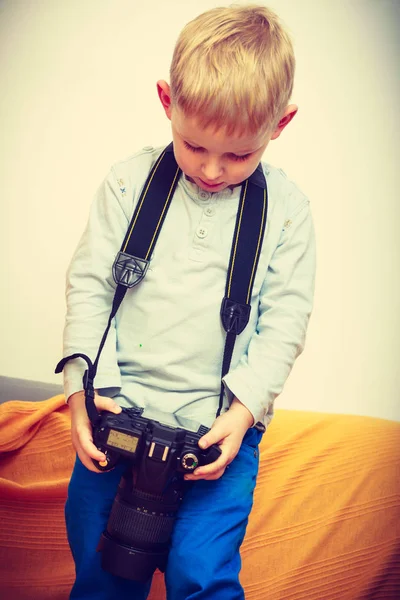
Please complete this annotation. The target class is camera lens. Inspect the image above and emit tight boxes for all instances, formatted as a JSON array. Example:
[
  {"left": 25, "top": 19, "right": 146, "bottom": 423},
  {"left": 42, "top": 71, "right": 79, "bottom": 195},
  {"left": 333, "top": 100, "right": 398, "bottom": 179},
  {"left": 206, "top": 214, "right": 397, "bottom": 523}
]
[{"left": 100, "top": 472, "right": 185, "bottom": 580}]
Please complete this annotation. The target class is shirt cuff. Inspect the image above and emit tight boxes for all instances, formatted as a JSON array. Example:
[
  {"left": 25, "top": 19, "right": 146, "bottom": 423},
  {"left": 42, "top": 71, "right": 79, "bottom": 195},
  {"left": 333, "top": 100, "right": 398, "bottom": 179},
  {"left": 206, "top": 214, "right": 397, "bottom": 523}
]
[
  {"left": 222, "top": 370, "right": 266, "bottom": 428},
  {"left": 63, "top": 357, "right": 122, "bottom": 403}
]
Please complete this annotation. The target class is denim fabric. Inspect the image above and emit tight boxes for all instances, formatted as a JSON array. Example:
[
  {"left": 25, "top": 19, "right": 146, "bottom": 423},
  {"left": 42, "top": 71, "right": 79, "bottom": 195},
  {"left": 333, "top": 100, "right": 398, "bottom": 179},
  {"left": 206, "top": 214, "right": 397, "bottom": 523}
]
[{"left": 65, "top": 427, "right": 262, "bottom": 600}]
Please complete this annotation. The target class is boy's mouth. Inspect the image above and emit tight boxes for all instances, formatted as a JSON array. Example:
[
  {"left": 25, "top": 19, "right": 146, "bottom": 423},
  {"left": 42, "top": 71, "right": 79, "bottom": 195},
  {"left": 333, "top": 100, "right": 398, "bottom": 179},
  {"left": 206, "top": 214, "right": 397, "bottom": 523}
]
[{"left": 198, "top": 178, "right": 224, "bottom": 189}]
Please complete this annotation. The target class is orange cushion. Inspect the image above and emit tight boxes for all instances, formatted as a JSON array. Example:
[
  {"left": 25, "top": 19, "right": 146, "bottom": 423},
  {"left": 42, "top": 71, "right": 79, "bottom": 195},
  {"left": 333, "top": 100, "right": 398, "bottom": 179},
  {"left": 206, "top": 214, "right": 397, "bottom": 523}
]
[{"left": 0, "top": 397, "right": 399, "bottom": 599}]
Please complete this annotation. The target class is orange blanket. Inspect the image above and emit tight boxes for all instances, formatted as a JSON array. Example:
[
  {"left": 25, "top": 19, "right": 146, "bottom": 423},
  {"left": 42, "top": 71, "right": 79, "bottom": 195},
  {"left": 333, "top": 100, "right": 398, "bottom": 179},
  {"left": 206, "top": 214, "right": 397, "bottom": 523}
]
[{"left": 0, "top": 396, "right": 399, "bottom": 599}]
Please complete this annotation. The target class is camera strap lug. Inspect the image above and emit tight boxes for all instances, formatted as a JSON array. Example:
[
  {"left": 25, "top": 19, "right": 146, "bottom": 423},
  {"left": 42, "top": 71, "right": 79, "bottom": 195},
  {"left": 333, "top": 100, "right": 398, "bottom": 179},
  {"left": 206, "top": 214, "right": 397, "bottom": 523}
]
[
  {"left": 113, "top": 252, "right": 150, "bottom": 288},
  {"left": 55, "top": 353, "right": 100, "bottom": 425}
]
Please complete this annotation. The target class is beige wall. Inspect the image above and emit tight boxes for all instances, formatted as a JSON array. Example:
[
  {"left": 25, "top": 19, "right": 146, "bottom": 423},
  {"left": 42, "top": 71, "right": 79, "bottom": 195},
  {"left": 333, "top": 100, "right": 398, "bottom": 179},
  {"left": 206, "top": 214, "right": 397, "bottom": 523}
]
[{"left": 1, "top": 0, "right": 399, "bottom": 421}]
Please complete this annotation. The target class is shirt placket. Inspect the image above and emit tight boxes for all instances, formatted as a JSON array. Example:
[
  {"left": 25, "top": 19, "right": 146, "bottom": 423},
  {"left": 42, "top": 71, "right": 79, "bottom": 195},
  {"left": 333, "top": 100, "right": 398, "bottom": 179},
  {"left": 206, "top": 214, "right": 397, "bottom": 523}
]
[{"left": 189, "top": 191, "right": 217, "bottom": 262}]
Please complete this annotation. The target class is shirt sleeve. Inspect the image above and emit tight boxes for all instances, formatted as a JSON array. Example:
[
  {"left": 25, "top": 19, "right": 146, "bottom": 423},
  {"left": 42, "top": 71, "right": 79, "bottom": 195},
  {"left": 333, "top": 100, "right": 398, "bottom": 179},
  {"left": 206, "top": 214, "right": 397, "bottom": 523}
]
[
  {"left": 222, "top": 198, "right": 316, "bottom": 427},
  {"left": 62, "top": 167, "right": 130, "bottom": 401}
]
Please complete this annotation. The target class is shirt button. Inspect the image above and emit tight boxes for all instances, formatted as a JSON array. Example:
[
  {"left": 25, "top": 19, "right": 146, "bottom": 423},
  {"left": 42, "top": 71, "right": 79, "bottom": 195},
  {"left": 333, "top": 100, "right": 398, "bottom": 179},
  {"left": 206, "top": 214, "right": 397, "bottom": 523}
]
[
  {"left": 196, "top": 227, "right": 208, "bottom": 239},
  {"left": 199, "top": 191, "right": 210, "bottom": 200},
  {"left": 142, "top": 146, "right": 154, "bottom": 152},
  {"left": 205, "top": 207, "right": 215, "bottom": 217}
]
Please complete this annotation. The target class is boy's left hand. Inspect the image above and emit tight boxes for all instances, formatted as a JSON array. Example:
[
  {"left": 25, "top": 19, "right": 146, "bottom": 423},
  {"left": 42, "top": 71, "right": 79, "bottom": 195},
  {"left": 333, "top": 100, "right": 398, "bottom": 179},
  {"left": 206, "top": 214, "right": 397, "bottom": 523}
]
[{"left": 184, "top": 397, "right": 254, "bottom": 481}]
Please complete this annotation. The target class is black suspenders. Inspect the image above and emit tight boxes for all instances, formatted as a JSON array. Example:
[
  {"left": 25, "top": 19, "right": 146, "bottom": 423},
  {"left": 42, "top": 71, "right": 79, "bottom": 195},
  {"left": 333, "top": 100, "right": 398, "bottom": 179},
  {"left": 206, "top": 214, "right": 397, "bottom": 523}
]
[
  {"left": 219, "top": 176, "right": 267, "bottom": 413},
  {"left": 56, "top": 143, "right": 268, "bottom": 425}
]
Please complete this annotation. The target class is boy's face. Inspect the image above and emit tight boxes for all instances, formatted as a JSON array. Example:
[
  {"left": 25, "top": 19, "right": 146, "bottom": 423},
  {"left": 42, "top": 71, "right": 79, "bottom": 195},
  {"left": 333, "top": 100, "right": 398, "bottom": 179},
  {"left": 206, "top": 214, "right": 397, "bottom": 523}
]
[
  {"left": 157, "top": 81, "right": 297, "bottom": 193},
  {"left": 169, "top": 109, "right": 270, "bottom": 193}
]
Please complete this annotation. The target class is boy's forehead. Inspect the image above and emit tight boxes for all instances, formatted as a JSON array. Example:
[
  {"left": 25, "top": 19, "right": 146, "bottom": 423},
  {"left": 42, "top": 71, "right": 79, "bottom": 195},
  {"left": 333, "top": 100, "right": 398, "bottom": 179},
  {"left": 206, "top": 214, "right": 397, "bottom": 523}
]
[{"left": 173, "top": 108, "right": 269, "bottom": 153}]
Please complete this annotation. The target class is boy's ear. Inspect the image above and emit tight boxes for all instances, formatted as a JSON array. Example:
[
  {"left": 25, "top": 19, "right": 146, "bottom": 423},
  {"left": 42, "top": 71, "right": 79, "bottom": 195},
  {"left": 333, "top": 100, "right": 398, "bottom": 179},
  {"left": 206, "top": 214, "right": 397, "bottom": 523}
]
[
  {"left": 270, "top": 104, "right": 298, "bottom": 140},
  {"left": 157, "top": 80, "right": 173, "bottom": 120}
]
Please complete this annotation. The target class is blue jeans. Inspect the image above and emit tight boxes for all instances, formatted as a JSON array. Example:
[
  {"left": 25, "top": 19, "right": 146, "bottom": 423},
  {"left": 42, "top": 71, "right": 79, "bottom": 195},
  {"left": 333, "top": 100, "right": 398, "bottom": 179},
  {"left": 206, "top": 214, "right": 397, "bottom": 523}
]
[{"left": 65, "top": 428, "right": 262, "bottom": 600}]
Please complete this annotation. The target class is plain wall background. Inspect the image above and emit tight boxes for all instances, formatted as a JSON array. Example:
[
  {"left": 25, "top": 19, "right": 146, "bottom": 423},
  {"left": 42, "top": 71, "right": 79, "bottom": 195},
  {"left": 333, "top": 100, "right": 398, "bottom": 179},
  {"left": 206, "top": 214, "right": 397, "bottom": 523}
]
[{"left": 1, "top": 0, "right": 399, "bottom": 421}]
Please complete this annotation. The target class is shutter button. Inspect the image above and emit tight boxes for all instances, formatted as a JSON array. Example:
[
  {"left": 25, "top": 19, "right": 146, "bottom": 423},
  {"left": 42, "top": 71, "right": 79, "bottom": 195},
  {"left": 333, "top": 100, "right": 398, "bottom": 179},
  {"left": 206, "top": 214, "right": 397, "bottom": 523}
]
[{"left": 196, "top": 227, "right": 208, "bottom": 239}]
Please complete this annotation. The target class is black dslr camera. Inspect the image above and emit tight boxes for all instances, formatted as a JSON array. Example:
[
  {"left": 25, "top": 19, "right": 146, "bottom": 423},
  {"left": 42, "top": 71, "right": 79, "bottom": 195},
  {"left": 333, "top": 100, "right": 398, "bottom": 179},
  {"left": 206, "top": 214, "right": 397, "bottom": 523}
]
[{"left": 92, "top": 405, "right": 221, "bottom": 582}]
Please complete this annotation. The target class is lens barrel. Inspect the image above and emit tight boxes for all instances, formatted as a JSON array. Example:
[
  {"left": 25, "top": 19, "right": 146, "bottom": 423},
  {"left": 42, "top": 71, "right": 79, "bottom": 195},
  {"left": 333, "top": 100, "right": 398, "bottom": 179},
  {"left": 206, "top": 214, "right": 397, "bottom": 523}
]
[
  {"left": 98, "top": 532, "right": 168, "bottom": 582},
  {"left": 99, "top": 476, "right": 184, "bottom": 580},
  {"left": 108, "top": 490, "right": 178, "bottom": 548}
]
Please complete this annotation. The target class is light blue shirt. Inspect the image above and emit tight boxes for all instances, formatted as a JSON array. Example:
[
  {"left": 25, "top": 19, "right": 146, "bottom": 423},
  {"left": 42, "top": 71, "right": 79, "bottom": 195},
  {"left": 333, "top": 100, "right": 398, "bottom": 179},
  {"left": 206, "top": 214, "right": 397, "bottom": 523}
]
[{"left": 62, "top": 145, "right": 316, "bottom": 430}]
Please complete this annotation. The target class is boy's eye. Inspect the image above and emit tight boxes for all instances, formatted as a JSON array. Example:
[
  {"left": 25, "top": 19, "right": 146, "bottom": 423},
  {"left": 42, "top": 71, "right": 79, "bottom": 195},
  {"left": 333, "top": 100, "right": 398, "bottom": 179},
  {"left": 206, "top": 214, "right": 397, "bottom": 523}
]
[
  {"left": 184, "top": 141, "right": 203, "bottom": 153},
  {"left": 183, "top": 141, "right": 251, "bottom": 162},
  {"left": 231, "top": 153, "right": 251, "bottom": 162}
]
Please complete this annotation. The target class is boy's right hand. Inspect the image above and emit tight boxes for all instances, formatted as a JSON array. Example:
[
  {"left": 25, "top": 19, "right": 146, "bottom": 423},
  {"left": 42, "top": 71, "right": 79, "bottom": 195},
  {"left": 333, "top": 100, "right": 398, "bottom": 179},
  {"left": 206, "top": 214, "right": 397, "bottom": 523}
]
[{"left": 68, "top": 390, "right": 122, "bottom": 472}]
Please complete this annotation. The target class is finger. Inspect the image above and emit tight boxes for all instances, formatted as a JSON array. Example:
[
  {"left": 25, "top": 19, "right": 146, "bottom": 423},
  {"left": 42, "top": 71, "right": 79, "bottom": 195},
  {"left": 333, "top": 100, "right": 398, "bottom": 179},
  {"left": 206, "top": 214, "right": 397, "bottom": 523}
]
[
  {"left": 185, "top": 466, "right": 226, "bottom": 481},
  {"left": 77, "top": 424, "right": 107, "bottom": 462},
  {"left": 196, "top": 455, "right": 229, "bottom": 476},
  {"left": 71, "top": 432, "right": 103, "bottom": 473},
  {"left": 94, "top": 394, "right": 122, "bottom": 414},
  {"left": 191, "top": 436, "right": 241, "bottom": 479},
  {"left": 191, "top": 460, "right": 228, "bottom": 478},
  {"left": 76, "top": 446, "right": 103, "bottom": 473},
  {"left": 185, "top": 448, "right": 230, "bottom": 480},
  {"left": 198, "top": 424, "right": 226, "bottom": 450}
]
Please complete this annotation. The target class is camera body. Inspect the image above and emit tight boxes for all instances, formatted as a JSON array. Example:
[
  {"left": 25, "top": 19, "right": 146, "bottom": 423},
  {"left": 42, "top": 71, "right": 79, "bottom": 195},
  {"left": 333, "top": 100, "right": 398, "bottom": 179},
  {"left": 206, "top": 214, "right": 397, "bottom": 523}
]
[
  {"left": 92, "top": 405, "right": 221, "bottom": 581},
  {"left": 92, "top": 406, "right": 221, "bottom": 483}
]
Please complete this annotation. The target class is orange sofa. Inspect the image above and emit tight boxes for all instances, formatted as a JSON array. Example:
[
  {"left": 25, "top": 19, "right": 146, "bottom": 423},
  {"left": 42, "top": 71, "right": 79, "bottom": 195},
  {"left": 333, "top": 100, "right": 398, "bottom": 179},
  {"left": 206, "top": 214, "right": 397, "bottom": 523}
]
[{"left": 0, "top": 394, "right": 399, "bottom": 599}]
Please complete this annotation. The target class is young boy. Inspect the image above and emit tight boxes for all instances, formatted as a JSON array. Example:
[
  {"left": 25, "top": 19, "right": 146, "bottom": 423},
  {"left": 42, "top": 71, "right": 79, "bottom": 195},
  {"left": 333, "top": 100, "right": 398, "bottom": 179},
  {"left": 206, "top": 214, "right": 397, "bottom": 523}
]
[{"left": 61, "top": 4, "right": 316, "bottom": 599}]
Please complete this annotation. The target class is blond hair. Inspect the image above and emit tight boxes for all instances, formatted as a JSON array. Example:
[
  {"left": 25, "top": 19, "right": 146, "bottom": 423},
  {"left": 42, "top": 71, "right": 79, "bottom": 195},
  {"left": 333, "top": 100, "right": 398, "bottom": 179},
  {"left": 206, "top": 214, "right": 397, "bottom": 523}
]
[{"left": 170, "top": 4, "right": 295, "bottom": 137}]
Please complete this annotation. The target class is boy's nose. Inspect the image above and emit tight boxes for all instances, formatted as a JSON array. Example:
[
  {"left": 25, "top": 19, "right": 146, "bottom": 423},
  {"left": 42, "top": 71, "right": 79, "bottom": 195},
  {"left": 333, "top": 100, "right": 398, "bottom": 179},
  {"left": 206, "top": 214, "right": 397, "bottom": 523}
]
[{"left": 201, "top": 160, "right": 223, "bottom": 182}]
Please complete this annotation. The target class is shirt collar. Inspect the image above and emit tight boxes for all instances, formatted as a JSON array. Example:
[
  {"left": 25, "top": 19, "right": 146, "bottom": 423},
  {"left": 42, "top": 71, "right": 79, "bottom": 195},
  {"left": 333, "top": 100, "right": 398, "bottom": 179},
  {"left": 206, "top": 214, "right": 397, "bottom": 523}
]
[{"left": 165, "top": 142, "right": 266, "bottom": 189}]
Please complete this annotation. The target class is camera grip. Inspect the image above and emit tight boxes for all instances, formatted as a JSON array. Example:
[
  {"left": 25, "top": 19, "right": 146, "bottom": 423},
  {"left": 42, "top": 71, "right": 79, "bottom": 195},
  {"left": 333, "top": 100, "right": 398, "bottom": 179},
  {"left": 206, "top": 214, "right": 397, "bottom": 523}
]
[{"left": 199, "top": 444, "right": 222, "bottom": 466}]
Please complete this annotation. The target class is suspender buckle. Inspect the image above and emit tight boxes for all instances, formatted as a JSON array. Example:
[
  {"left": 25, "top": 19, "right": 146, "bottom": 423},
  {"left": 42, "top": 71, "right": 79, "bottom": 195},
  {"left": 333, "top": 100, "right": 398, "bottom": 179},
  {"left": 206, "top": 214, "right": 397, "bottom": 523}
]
[
  {"left": 220, "top": 298, "right": 251, "bottom": 335},
  {"left": 113, "top": 252, "right": 150, "bottom": 288}
]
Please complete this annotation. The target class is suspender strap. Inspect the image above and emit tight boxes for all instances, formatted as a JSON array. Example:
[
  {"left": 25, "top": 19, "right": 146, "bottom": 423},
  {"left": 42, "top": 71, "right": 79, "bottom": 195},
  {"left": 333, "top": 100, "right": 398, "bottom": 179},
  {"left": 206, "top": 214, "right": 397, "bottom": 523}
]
[
  {"left": 217, "top": 179, "right": 268, "bottom": 416},
  {"left": 94, "top": 147, "right": 181, "bottom": 375},
  {"left": 118, "top": 147, "right": 181, "bottom": 267}
]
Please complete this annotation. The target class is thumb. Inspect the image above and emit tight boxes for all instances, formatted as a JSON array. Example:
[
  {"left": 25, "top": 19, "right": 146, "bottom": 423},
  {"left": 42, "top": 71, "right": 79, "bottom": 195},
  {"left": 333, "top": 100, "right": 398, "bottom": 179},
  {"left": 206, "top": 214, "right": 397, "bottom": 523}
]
[
  {"left": 94, "top": 394, "right": 122, "bottom": 415},
  {"left": 199, "top": 425, "right": 222, "bottom": 450}
]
